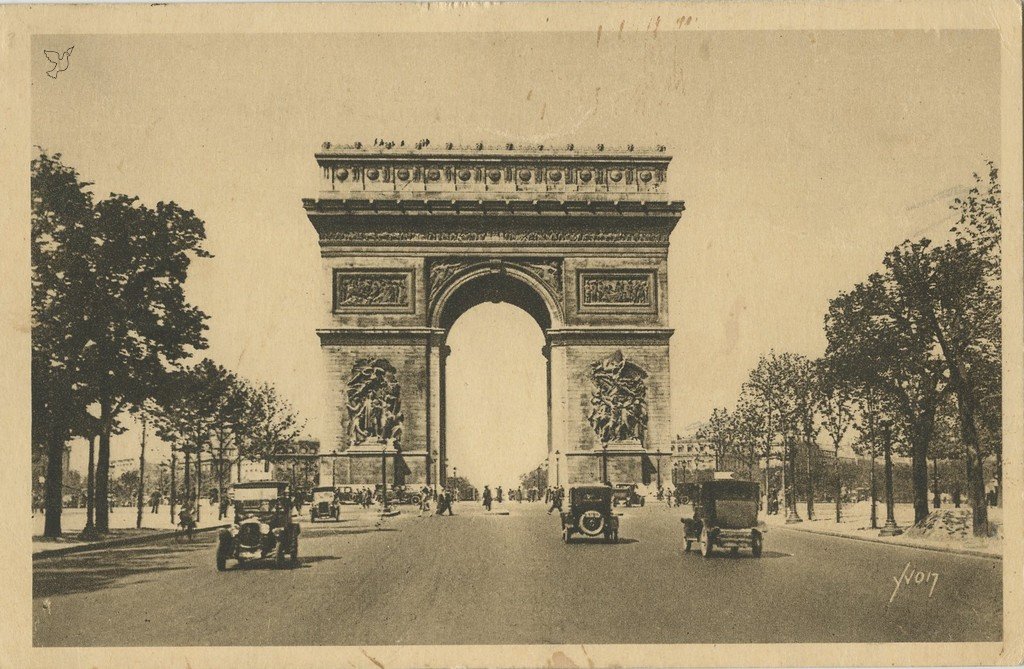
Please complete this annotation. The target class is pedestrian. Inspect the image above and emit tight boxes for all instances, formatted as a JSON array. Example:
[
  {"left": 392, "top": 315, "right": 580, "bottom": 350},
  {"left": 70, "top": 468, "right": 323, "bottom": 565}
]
[
  {"left": 444, "top": 488, "right": 455, "bottom": 516},
  {"left": 496, "top": 486, "right": 503, "bottom": 504},
  {"left": 219, "top": 494, "right": 230, "bottom": 520},
  {"left": 149, "top": 490, "right": 162, "bottom": 514},
  {"left": 482, "top": 485, "right": 493, "bottom": 512},
  {"left": 547, "top": 486, "right": 563, "bottom": 514}
]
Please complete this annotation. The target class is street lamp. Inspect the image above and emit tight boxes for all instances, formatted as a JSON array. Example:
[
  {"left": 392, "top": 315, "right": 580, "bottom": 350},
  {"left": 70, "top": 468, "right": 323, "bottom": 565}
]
[
  {"left": 784, "top": 428, "right": 802, "bottom": 524},
  {"left": 452, "top": 466, "right": 458, "bottom": 501},
  {"left": 554, "top": 450, "right": 561, "bottom": 487},
  {"left": 879, "top": 420, "right": 903, "bottom": 536}
]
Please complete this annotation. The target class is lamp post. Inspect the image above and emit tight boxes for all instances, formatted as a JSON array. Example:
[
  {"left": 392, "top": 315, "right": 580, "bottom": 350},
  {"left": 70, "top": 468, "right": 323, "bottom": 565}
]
[
  {"left": 554, "top": 450, "right": 561, "bottom": 487},
  {"left": 785, "top": 428, "right": 803, "bottom": 524},
  {"left": 601, "top": 443, "right": 610, "bottom": 485},
  {"left": 381, "top": 446, "right": 390, "bottom": 513},
  {"left": 452, "top": 466, "right": 458, "bottom": 502},
  {"left": 879, "top": 420, "right": 902, "bottom": 536}
]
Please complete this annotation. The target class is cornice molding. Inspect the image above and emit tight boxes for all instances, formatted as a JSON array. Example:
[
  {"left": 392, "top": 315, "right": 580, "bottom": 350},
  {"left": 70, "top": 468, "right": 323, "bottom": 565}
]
[{"left": 546, "top": 327, "right": 674, "bottom": 346}]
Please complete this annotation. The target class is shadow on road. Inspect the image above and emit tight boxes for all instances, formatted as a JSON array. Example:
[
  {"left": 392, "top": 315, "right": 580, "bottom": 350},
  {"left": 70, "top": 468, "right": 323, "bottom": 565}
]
[
  {"left": 220, "top": 554, "right": 342, "bottom": 571},
  {"left": 34, "top": 540, "right": 213, "bottom": 599}
]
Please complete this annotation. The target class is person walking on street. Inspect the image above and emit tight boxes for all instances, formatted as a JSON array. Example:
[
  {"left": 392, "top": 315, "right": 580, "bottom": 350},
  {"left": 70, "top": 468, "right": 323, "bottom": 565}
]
[
  {"left": 482, "top": 485, "right": 493, "bottom": 512},
  {"left": 149, "top": 490, "right": 162, "bottom": 514},
  {"left": 548, "top": 486, "right": 563, "bottom": 514}
]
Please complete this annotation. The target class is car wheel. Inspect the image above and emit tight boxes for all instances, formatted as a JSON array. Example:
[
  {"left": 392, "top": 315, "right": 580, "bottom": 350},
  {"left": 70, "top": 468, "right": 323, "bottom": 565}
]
[
  {"left": 216, "top": 551, "right": 228, "bottom": 571},
  {"left": 730, "top": 546, "right": 739, "bottom": 557},
  {"left": 684, "top": 539, "right": 692, "bottom": 553},
  {"left": 561, "top": 527, "right": 570, "bottom": 544},
  {"left": 751, "top": 532, "right": 763, "bottom": 558},
  {"left": 700, "top": 527, "right": 713, "bottom": 558},
  {"left": 291, "top": 540, "right": 299, "bottom": 566},
  {"left": 275, "top": 541, "right": 286, "bottom": 567}
]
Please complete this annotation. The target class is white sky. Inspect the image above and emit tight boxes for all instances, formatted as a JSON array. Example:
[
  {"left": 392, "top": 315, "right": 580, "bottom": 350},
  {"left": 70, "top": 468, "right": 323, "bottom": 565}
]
[{"left": 31, "top": 30, "right": 999, "bottom": 484}]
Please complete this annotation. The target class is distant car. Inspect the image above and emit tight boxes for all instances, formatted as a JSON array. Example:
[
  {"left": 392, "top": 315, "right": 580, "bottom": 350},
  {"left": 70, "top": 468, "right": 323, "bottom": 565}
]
[
  {"left": 681, "top": 479, "right": 763, "bottom": 558},
  {"left": 612, "top": 483, "right": 645, "bottom": 507},
  {"left": 309, "top": 486, "right": 340, "bottom": 522},
  {"left": 216, "top": 481, "right": 300, "bottom": 571},
  {"left": 561, "top": 484, "right": 620, "bottom": 543},
  {"left": 335, "top": 486, "right": 358, "bottom": 504}
]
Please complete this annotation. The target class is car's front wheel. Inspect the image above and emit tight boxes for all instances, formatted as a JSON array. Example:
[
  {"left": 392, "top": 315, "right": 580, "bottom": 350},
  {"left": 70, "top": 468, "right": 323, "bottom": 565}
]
[
  {"left": 751, "top": 531, "right": 763, "bottom": 558},
  {"left": 275, "top": 541, "right": 287, "bottom": 567},
  {"left": 291, "top": 539, "right": 299, "bottom": 566}
]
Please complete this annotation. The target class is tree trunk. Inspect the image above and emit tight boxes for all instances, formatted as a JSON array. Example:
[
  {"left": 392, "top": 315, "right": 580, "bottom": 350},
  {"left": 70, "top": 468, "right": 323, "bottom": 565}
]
[
  {"left": 169, "top": 449, "right": 177, "bottom": 524},
  {"left": 136, "top": 415, "right": 147, "bottom": 529},
  {"left": 910, "top": 434, "right": 929, "bottom": 525},
  {"left": 958, "top": 396, "right": 989, "bottom": 536},
  {"left": 931, "top": 456, "right": 941, "bottom": 509},
  {"left": 834, "top": 445, "right": 842, "bottom": 522},
  {"left": 196, "top": 448, "right": 203, "bottom": 523},
  {"left": 869, "top": 452, "right": 878, "bottom": 529},
  {"left": 83, "top": 434, "right": 96, "bottom": 534},
  {"left": 95, "top": 399, "right": 112, "bottom": 533},
  {"left": 183, "top": 450, "right": 192, "bottom": 515},
  {"left": 805, "top": 438, "right": 814, "bottom": 520},
  {"left": 43, "top": 426, "right": 66, "bottom": 538}
]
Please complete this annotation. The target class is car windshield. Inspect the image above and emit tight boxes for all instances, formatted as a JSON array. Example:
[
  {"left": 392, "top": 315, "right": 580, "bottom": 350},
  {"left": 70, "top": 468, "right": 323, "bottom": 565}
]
[{"left": 234, "top": 486, "right": 282, "bottom": 501}]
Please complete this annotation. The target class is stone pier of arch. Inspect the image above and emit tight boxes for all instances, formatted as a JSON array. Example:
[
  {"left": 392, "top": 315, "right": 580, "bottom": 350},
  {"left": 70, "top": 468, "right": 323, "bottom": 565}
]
[{"left": 302, "top": 142, "right": 685, "bottom": 490}]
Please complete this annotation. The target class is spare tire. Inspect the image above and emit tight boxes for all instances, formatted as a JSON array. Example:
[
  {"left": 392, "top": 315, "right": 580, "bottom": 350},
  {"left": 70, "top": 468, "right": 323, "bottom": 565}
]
[{"left": 579, "top": 510, "right": 606, "bottom": 537}]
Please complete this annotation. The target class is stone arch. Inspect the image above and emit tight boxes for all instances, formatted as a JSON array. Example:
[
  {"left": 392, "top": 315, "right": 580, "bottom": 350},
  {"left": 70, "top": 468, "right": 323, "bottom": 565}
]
[{"left": 429, "top": 261, "right": 564, "bottom": 333}]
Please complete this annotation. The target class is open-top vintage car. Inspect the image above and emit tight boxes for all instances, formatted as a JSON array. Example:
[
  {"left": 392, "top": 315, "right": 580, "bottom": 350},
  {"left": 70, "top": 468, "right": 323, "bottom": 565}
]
[
  {"left": 560, "top": 484, "right": 619, "bottom": 543},
  {"left": 681, "top": 479, "right": 763, "bottom": 558},
  {"left": 612, "top": 483, "right": 645, "bottom": 507},
  {"left": 216, "top": 481, "right": 300, "bottom": 570},
  {"left": 309, "top": 486, "right": 340, "bottom": 522}
]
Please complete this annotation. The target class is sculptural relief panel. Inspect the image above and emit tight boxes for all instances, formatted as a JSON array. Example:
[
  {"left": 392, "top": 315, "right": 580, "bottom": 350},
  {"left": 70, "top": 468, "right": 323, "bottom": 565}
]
[
  {"left": 333, "top": 269, "right": 415, "bottom": 313},
  {"left": 577, "top": 270, "right": 657, "bottom": 313}
]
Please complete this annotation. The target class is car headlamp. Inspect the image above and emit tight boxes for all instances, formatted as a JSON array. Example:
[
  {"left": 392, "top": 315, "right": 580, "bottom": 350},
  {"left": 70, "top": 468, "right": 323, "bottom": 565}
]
[{"left": 259, "top": 523, "right": 270, "bottom": 534}]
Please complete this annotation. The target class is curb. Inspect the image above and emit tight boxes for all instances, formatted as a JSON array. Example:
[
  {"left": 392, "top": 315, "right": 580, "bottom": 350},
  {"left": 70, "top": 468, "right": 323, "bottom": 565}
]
[
  {"left": 773, "top": 523, "right": 1002, "bottom": 560},
  {"left": 33, "top": 523, "right": 230, "bottom": 560}
]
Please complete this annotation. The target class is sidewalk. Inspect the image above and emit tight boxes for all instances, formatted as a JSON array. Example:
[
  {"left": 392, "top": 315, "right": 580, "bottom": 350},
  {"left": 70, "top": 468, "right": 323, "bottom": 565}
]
[
  {"left": 33, "top": 502, "right": 229, "bottom": 556},
  {"left": 764, "top": 501, "right": 1002, "bottom": 558}
]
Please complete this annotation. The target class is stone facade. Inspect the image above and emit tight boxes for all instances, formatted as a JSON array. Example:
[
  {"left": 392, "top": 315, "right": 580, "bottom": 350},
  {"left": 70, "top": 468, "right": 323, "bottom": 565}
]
[{"left": 304, "top": 143, "right": 684, "bottom": 489}]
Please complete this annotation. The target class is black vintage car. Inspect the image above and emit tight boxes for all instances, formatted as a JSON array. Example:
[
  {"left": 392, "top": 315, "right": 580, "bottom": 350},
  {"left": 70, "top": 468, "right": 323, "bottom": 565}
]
[
  {"left": 560, "top": 484, "right": 620, "bottom": 543},
  {"left": 612, "top": 483, "right": 645, "bottom": 507},
  {"left": 681, "top": 479, "right": 763, "bottom": 558},
  {"left": 309, "top": 486, "right": 340, "bottom": 522},
  {"left": 216, "top": 481, "right": 300, "bottom": 570}
]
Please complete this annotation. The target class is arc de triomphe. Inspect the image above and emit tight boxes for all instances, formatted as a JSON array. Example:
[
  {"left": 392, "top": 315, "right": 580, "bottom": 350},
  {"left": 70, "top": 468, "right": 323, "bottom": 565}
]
[{"left": 303, "top": 142, "right": 684, "bottom": 489}]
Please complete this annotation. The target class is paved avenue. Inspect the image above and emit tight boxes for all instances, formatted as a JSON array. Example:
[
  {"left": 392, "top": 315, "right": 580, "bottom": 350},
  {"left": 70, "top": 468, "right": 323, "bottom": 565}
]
[{"left": 33, "top": 502, "right": 1001, "bottom": 646}]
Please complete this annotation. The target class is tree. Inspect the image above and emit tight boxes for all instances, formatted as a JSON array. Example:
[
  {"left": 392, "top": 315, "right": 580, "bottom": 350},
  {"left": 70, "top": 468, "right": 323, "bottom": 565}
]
[
  {"left": 881, "top": 164, "right": 1001, "bottom": 535},
  {"left": 75, "top": 193, "right": 211, "bottom": 532},
  {"left": 738, "top": 351, "right": 794, "bottom": 512},
  {"left": 819, "top": 360, "right": 856, "bottom": 521},
  {"left": 245, "top": 383, "right": 305, "bottom": 465},
  {"left": 784, "top": 355, "right": 820, "bottom": 519},
  {"left": 826, "top": 272, "right": 947, "bottom": 524},
  {"left": 694, "top": 408, "right": 741, "bottom": 471},
  {"left": 32, "top": 151, "right": 95, "bottom": 537}
]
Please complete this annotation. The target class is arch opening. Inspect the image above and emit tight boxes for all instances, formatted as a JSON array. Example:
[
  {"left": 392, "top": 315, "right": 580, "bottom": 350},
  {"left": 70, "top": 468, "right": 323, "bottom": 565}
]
[{"left": 444, "top": 302, "right": 548, "bottom": 494}]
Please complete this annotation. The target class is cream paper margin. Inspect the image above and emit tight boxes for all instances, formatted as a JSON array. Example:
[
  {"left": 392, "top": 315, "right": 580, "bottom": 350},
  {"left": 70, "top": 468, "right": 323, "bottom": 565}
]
[{"left": 0, "top": 1, "right": 1021, "bottom": 667}]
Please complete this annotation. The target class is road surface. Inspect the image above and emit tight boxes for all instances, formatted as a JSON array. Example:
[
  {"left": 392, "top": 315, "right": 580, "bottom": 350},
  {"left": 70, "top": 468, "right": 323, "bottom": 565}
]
[{"left": 33, "top": 502, "right": 1002, "bottom": 646}]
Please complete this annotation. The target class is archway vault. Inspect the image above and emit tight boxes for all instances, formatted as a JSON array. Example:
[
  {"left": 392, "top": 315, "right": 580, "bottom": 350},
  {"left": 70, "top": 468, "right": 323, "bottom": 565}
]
[{"left": 305, "top": 142, "right": 685, "bottom": 490}]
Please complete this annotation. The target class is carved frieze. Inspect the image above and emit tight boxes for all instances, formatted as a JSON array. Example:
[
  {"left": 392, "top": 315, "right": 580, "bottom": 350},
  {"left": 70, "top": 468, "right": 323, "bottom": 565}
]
[
  {"left": 333, "top": 269, "right": 415, "bottom": 313},
  {"left": 577, "top": 270, "right": 657, "bottom": 312},
  {"left": 319, "top": 226, "right": 671, "bottom": 245}
]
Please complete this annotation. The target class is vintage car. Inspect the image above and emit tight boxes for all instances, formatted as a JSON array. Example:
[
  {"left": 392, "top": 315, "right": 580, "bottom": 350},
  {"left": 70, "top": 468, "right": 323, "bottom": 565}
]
[
  {"left": 334, "top": 486, "right": 358, "bottom": 504},
  {"left": 309, "top": 486, "right": 340, "bottom": 522},
  {"left": 560, "top": 484, "right": 620, "bottom": 543},
  {"left": 681, "top": 479, "right": 763, "bottom": 558},
  {"left": 612, "top": 483, "right": 645, "bottom": 507},
  {"left": 216, "top": 481, "right": 300, "bottom": 570}
]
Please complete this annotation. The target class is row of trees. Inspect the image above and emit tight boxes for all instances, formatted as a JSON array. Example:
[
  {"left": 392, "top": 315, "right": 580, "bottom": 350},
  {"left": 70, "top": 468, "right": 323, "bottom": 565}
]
[
  {"left": 32, "top": 151, "right": 304, "bottom": 538},
  {"left": 690, "top": 163, "right": 1001, "bottom": 536}
]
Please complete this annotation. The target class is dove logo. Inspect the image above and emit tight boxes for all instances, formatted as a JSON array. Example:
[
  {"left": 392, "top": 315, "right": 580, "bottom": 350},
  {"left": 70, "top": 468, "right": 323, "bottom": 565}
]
[{"left": 44, "top": 46, "right": 74, "bottom": 79}]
